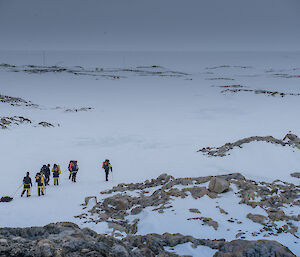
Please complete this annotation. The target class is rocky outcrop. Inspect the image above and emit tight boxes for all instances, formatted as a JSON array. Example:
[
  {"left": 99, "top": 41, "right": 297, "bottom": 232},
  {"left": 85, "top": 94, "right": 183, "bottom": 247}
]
[
  {"left": 208, "top": 177, "right": 230, "bottom": 193},
  {"left": 76, "top": 173, "right": 244, "bottom": 235},
  {"left": 76, "top": 173, "right": 299, "bottom": 243},
  {"left": 220, "top": 88, "right": 300, "bottom": 97},
  {"left": 0, "top": 116, "right": 57, "bottom": 129},
  {"left": 0, "top": 222, "right": 134, "bottom": 257},
  {"left": 198, "top": 134, "right": 300, "bottom": 157},
  {"left": 291, "top": 172, "right": 300, "bottom": 179},
  {"left": 214, "top": 239, "right": 296, "bottom": 257},
  {"left": 246, "top": 213, "right": 267, "bottom": 225},
  {"left": 0, "top": 222, "right": 296, "bottom": 257},
  {"left": 0, "top": 93, "right": 38, "bottom": 108},
  {"left": 0, "top": 116, "right": 32, "bottom": 129},
  {"left": 0, "top": 63, "right": 190, "bottom": 80},
  {"left": 83, "top": 196, "right": 98, "bottom": 206}
]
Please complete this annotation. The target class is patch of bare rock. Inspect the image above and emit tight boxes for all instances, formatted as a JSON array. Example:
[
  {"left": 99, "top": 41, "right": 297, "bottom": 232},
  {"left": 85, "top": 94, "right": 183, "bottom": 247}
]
[
  {"left": 0, "top": 93, "right": 38, "bottom": 108},
  {"left": 291, "top": 172, "right": 300, "bottom": 179},
  {"left": 0, "top": 116, "right": 57, "bottom": 129},
  {"left": 220, "top": 88, "right": 300, "bottom": 97},
  {"left": 0, "top": 63, "right": 190, "bottom": 80},
  {"left": 0, "top": 222, "right": 296, "bottom": 257},
  {"left": 198, "top": 134, "right": 300, "bottom": 157}
]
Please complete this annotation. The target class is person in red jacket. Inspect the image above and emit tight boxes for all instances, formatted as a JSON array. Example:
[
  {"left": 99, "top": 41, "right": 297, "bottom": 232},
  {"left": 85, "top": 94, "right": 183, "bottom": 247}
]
[
  {"left": 68, "top": 160, "right": 79, "bottom": 182},
  {"left": 102, "top": 159, "right": 112, "bottom": 181}
]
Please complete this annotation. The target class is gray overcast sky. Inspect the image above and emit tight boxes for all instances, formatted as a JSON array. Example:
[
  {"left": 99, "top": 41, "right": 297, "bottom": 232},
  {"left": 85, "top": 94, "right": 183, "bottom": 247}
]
[{"left": 0, "top": 0, "right": 299, "bottom": 51}]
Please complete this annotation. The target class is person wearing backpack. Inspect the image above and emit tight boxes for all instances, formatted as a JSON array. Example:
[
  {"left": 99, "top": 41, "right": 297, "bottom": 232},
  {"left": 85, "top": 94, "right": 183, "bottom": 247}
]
[
  {"left": 71, "top": 161, "right": 79, "bottom": 182},
  {"left": 102, "top": 159, "right": 112, "bottom": 181},
  {"left": 52, "top": 164, "right": 61, "bottom": 185},
  {"left": 21, "top": 172, "right": 32, "bottom": 197},
  {"left": 68, "top": 160, "right": 75, "bottom": 180},
  {"left": 35, "top": 172, "right": 45, "bottom": 196},
  {"left": 41, "top": 164, "right": 51, "bottom": 186}
]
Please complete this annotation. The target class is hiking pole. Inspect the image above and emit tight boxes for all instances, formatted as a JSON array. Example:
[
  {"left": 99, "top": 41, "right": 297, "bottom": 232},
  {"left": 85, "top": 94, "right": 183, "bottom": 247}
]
[{"left": 12, "top": 184, "right": 23, "bottom": 197}]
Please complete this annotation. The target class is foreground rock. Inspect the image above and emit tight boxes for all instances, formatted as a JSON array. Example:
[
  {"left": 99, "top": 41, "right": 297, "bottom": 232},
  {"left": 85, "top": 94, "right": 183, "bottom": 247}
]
[
  {"left": 209, "top": 177, "right": 230, "bottom": 193},
  {"left": 0, "top": 222, "right": 296, "bottom": 257}
]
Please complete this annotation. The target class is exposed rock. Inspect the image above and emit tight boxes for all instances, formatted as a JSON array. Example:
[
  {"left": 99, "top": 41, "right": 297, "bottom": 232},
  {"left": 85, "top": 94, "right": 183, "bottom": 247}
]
[
  {"left": 283, "top": 133, "right": 300, "bottom": 143},
  {"left": 216, "top": 206, "right": 229, "bottom": 215},
  {"left": 189, "top": 208, "right": 201, "bottom": 214},
  {"left": 215, "top": 239, "right": 296, "bottom": 257},
  {"left": 199, "top": 134, "right": 300, "bottom": 157},
  {"left": 291, "top": 172, "right": 300, "bottom": 178},
  {"left": 0, "top": 63, "right": 191, "bottom": 80},
  {"left": 0, "top": 93, "right": 38, "bottom": 108},
  {"left": 209, "top": 177, "right": 230, "bottom": 193},
  {"left": 187, "top": 217, "right": 219, "bottom": 230},
  {"left": 0, "top": 116, "right": 57, "bottom": 129},
  {"left": 78, "top": 173, "right": 299, "bottom": 240},
  {"left": 0, "top": 222, "right": 132, "bottom": 257},
  {"left": 267, "top": 208, "right": 286, "bottom": 221},
  {"left": 131, "top": 206, "right": 143, "bottom": 215},
  {"left": 220, "top": 88, "right": 300, "bottom": 98},
  {"left": 83, "top": 196, "right": 97, "bottom": 206},
  {"left": 247, "top": 213, "right": 267, "bottom": 225},
  {"left": 38, "top": 121, "right": 54, "bottom": 127},
  {"left": 0, "top": 116, "right": 32, "bottom": 129},
  {"left": 65, "top": 107, "right": 93, "bottom": 112},
  {"left": 108, "top": 222, "right": 127, "bottom": 233},
  {"left": 0, "top": 222, "right": 296, "bottom": 257},
  {"left": 235, "top": 232, "right": 246, "bottom": 238},
  {"left": 183, "top": 186, "right": 208, "bottom": 199}
]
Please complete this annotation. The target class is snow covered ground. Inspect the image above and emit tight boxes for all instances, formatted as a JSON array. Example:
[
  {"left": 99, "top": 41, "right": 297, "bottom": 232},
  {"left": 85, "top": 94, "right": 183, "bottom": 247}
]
[{"left": 0, "top": 51, "right": 299, "bottom": 256}]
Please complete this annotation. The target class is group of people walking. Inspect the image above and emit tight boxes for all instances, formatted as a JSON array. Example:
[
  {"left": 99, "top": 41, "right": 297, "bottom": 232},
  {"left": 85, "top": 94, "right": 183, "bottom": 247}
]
[
  {"left": 20, "top": 159, "right": 113, "bottom": 198},
  {"left": 21, "top": 161, "right": 78, "bottom": 197}
]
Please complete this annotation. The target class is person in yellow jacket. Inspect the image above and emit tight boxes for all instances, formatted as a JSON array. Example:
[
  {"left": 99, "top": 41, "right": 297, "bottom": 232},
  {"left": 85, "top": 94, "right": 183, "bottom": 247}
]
[
  {"left": 52, "top": 164, "right": 61, "bottom": 186},
  {"left": 35, "top": 172, "right": 45, "bottom": 196}
]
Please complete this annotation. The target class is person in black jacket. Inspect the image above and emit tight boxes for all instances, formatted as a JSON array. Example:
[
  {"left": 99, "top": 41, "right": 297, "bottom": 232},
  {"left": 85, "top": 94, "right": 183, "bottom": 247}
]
[
  {"left": 35, "top": 172, "right": 45, "bottom": 196},
  {"left": 71, "top": 161, "right": 79, "bottom": 182},
  {"left": 21, "top": 172, "right": 32, "bottom": 197},
  {"left": 41, "top": 164, "right": 51, "bottom": 186},
  {"left": 102, "top": 159, "right": 113, "bottom": 181},
  {"left": 52, "top": 164, "right": 61, "bottom": 185}
]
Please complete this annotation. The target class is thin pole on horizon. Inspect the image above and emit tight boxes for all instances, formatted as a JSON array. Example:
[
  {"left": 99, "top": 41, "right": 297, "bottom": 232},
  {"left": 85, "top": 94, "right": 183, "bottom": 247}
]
[
  {"left": 122, "top": 56, "right": 126, "bottom": 67},
  {"left": 42, "top": 51, "right": 46, "bottom": 66}
]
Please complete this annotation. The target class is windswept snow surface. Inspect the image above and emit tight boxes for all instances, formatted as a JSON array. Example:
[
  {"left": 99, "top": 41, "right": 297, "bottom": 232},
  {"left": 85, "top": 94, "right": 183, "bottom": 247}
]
[{"left": 0, "top": 51, "right": 300, "bottom": 255}]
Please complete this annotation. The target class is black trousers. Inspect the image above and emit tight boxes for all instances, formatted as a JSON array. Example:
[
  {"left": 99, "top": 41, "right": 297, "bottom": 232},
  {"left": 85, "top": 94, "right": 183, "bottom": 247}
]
[
  {"left": 45, "top": 175, "right": 50, "bottom": 185},
  {"left": 72, "top": 172, "right": 77, "bottom": 182},
  {"left": 105, "top": 170, "right": 109, "bottom": 181}
]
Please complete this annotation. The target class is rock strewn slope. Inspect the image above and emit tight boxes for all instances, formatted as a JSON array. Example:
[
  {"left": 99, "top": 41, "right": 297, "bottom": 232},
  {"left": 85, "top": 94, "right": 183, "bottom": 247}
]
[{"left": 76, "top": 173, "right": 299, "bottom": 241}]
